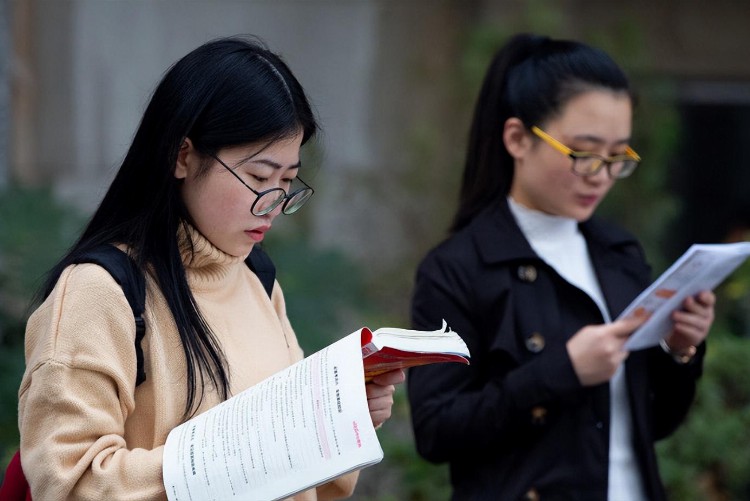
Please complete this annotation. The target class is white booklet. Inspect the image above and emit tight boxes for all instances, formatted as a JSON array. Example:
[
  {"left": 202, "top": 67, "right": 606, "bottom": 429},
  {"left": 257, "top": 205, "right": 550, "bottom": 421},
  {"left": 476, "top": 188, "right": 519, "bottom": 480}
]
[
  {"left": 620, "top": 242, "right": 750, "bottom": 351},
  {"left": 162, "top": 331, "right": 382, "bottom": 501}
]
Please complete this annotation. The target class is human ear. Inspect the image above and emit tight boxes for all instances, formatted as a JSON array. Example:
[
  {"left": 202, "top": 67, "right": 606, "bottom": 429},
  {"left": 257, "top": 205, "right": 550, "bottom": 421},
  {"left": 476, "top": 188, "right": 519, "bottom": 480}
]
[
  {"left": 174, "top": 138, "right": 196, "bottom": 180},
  {"left": 503, "top": 117, "right": 531, "bottom": 160}
]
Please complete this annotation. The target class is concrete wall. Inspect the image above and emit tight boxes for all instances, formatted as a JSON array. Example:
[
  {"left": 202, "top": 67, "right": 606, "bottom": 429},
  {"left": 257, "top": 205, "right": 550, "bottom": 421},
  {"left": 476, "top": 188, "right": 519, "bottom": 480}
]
[{"left": 20, "top": 1, "right": 381, "bottom": 208}]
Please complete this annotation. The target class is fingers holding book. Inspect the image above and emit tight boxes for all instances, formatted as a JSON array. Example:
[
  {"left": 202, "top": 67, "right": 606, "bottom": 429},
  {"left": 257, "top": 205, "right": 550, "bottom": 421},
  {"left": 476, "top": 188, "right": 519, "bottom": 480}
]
[
  {"left": 663, "top": 290, "right": 716, "bottom": 360},
  {"left": 365, "top": 369, "right": 406, "bottom": 429}
]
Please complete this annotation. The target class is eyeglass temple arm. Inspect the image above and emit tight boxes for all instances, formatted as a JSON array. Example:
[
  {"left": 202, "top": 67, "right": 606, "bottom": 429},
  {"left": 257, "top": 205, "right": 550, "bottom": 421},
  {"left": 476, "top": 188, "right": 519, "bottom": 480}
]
[
  {"left": 625, "top": 147, "right": 641, "bottom": 161},
  {"left": 531, "top": 126, "right": 573, "bottom": 156},
  {"left": 533, "top": 126, "right": 641, "bottom": 161}
]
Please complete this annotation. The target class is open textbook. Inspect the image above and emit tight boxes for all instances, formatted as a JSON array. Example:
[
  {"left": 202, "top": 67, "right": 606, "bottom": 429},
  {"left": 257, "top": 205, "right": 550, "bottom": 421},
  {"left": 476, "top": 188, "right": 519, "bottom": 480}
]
[
  {"left": 362, "top": 320, "right": 470, "bottom": 381},
  {"left": 163, "top": 321, "right": 469, "bottom": 501},
  {"left": 620, "top": 242, "right": 750, "bottom": 351}
]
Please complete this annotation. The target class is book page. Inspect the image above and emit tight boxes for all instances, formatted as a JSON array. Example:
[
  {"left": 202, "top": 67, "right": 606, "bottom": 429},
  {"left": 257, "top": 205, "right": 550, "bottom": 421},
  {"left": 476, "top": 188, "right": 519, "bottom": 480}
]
[
  {"left": 163, "top": 331, "right": 383, "bottom": 501},
  {"left": 621, "top": 242, "right": 750, "bottom": 351},
  {"left": 361, "top": 320, "right": 471, "bottom": 381},
  {"left": 362, "top": 320, "right": 469, "bottom": 357}
]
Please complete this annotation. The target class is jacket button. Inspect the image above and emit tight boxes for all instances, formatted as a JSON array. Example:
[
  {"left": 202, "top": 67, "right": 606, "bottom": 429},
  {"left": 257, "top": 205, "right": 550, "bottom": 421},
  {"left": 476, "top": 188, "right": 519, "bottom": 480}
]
[
  {"left": 530, "top": 406, "right": 547, "bottom": 425},
  {"left": 525, "top": 332, "right": 545, "bottom": 353},
  {"left": 517, "top": 265, "right": 538, "bottom": 283},
  {"left": 524, "top": 487, "right": 540, "bottom": 500}
]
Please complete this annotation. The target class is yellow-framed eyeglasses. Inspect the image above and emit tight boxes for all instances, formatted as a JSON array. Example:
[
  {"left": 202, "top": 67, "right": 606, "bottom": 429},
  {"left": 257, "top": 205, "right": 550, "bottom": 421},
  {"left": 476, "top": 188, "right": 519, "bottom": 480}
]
[{"left": 531, "top": 126, "right": 641, "bottom": 179}]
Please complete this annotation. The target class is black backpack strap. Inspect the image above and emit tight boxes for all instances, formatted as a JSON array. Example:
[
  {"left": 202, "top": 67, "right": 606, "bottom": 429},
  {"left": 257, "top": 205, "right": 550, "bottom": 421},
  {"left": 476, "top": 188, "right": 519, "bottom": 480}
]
[
  {"left": 66, "top": 245, "right": 272, "bottom": 389},
  {"left": 245, "top": 246, "right": 276, "bottom": 298},
  {"left": 71, "top": 244, "right": 147, "bottom": 387}
]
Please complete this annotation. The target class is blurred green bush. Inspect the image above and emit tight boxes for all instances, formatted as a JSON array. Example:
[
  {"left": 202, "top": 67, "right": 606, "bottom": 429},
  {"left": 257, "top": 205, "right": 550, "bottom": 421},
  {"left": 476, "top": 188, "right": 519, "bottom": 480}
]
[
  {"left": 657, "top": 263, "right": 750, "bottom": 500},
  {"left": 0, "top": 185, "right": 86, "bottom": 482}
]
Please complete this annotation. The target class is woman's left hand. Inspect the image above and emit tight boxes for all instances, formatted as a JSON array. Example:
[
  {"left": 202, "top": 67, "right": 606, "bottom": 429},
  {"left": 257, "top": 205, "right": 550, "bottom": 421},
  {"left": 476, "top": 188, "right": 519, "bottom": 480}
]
[
  {"left": 365, "top": 369, "right": 406, "bottom": 429},
  {"left": 664, "top": 290, "right": 716, "bottom": 354}
]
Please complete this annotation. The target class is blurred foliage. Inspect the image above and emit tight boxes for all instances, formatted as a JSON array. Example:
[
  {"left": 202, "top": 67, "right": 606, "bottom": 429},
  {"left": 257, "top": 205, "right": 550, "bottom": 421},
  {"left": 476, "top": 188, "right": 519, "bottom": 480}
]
[
  {"left": 0, "top": 346, "right": 25, "bottom": 476},
  {"left": 0, "top": 185, "right": 87, "bottom": 482},
  {"left": 264, "top": 232, "right": 380, "bottom": 354},
  {"left": 657, "top": 262, "right": 750, "bottom": 500},
  {"left": 0, "top": 185, "right": 86, "bottom": 338}
]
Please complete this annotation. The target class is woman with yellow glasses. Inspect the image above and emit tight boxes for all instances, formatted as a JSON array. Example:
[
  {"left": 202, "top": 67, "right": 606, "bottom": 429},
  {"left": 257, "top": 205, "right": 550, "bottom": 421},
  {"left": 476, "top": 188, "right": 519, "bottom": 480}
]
[{"left": 407, "top": 33, "right": 715, "bottom": 500}]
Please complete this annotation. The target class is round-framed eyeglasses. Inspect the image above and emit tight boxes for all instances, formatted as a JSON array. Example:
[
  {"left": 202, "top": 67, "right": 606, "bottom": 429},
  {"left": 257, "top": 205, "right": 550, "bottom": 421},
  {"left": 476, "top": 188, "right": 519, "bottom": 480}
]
[
  {"left": 211, "top": 155, "right": 314, "bottom": 216},
  {"left": 531, "top": 126, "right": 641, "bottom": 179}
]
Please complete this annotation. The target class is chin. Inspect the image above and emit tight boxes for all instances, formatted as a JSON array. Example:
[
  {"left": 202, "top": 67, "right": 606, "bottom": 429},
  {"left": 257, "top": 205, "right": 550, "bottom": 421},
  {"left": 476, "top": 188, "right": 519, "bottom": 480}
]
[
  {"left": 568, "top": 207, "right": 597, "bottom": 222},
  {"left": 236, "top": 244, "right": 255, "bottom": 258},
  {"left": 221, "top": 241, "right": 253, "bottom": 258}
]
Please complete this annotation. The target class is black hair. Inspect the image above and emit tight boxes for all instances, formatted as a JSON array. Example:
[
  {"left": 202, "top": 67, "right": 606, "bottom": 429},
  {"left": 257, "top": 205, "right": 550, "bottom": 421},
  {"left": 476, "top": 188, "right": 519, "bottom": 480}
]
[
  {"left": 39, "top": 35, "right": 318, "bottom": 418},
  {"left": 451, "top": 33, "right": 634, "bottom": 232}
]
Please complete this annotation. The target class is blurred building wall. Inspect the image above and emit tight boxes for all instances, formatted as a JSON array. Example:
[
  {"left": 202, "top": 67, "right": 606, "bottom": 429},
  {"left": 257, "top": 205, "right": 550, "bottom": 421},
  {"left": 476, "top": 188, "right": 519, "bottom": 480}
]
[
  {"left": 6, "top": 0, "right": 750, "bottom": 269},
  {"left": 11, "top": 0, "right": 384, "bottom": 207}
]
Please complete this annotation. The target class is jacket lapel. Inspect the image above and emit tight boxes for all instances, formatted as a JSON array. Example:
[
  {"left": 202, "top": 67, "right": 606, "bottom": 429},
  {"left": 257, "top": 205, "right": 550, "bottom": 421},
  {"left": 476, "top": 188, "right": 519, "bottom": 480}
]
[
  {"left": 582, "top": 217, "right": 652, "bottom": 318},
  {"left": 469, "top": 201, "right": 650, "bottom": 319}
]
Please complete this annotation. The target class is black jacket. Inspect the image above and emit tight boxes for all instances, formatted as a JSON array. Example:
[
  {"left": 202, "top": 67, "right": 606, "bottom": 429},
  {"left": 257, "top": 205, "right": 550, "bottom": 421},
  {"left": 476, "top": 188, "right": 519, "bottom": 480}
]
[{"left": 407, "top": 201, "right": 704, "bottom": 500}]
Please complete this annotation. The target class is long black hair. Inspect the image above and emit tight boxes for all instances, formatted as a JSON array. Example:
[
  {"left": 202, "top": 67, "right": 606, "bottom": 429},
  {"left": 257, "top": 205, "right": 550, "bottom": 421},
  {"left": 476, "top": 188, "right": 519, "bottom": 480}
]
[
  {"left": 451, "top": 33, "right": 633, "bottom": 232},
  {"left": 39, "top": 35, "right": 318, "bottom": 418}
]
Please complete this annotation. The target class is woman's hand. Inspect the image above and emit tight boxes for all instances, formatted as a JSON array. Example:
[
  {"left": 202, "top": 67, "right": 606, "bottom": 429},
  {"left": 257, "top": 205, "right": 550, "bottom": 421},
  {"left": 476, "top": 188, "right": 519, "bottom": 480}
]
[
  {"left": 566, "top": 315, "right": 646, "bottom": 386},
  {"left": 365, "top": 369, "right": 406, "bottom": 429},
  {"left": 663, "top": 290, "right": 715, "bottom": 355}
]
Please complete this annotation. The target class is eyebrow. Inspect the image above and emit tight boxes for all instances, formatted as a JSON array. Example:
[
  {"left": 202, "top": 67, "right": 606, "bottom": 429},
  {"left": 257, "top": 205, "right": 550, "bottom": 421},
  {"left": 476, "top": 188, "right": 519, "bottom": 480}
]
[
  {"left": 571, "top": 134, "right": 631, "bottom": 147},
  {"left": 233, "top": 157, "right": 302, "bottom": 170},
  {"left": 251, "top": 158, "right": 302, "bottom": 170}
]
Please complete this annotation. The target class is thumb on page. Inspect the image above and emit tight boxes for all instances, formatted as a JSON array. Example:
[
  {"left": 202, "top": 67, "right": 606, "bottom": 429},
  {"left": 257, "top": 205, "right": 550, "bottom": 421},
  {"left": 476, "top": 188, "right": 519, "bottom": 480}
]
[{"left": 612, "top": 313, "right": 648, "bottom": 338}]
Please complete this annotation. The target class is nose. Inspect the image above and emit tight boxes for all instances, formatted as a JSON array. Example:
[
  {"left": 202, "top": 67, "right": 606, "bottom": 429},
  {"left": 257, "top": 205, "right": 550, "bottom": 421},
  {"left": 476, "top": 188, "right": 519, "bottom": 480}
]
[
  {"left": 585, "top": 164, "right": 612, "bottom": 184},
  {"left": 266, "top": 200, "right": 285, "bottom": 218}
]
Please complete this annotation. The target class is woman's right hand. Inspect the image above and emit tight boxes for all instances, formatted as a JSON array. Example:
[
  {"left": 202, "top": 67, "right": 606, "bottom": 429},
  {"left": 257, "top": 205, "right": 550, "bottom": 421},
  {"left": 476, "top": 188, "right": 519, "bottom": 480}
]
[{"left": 566, "top": 315, "right": 646, "bottom": 386}]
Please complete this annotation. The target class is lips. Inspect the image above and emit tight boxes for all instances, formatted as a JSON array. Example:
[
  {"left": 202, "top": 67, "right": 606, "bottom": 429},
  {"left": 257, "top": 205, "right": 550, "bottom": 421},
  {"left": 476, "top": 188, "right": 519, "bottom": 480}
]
[
  {"left": 246, "top": 225, "right": 271, "bottom": 242},
  {"left": 577, "top": 194, "right": 600, "bottom": 207}
]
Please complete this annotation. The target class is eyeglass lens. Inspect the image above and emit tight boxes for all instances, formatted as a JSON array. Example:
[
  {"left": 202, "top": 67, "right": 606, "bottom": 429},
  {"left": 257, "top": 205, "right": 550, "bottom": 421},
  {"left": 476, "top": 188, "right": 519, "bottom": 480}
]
[
  {"left": 572, "top": 156, "right": 637, "bottom": 179},
  {"left": 283, "top": 189, "right": 313, "bottom": 214},
  {"left": 251, "top": 187, "right": 314, "bottom": 216},
  {"left": 253, "top": 189, "right": 286, "bottom": 216}
]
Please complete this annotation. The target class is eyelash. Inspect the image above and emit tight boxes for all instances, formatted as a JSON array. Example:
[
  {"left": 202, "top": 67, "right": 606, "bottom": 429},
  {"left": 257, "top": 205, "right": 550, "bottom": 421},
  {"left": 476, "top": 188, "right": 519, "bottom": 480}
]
[
  {"left": 250, "top": 174, "right": 295, "bottom": 185},
  {"left": 574, "top": 144, "right": 628, "bottom": 156}
]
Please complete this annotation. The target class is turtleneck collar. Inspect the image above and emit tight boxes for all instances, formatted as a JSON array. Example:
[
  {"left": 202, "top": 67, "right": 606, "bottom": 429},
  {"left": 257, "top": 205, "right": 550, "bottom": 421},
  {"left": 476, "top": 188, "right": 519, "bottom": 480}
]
[
  {"left": 507, "top": 196, "right": 580, "bottom": 244},
  {"left": 178, "top": 223, "right": 247, "bottom": 290}
]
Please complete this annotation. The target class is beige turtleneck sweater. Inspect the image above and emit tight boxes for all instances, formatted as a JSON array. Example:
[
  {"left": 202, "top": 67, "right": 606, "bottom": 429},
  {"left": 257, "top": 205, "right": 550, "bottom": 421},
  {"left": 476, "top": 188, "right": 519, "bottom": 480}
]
[{"left": 18, "top": 227, "right": 358, "bottom": 500}]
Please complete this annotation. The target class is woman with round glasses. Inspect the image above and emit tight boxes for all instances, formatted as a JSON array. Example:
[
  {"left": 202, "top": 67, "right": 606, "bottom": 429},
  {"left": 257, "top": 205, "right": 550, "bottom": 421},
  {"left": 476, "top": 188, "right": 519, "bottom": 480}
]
[
  {"left": 16, "top": 36, "right": 404, "bottom": 500},
  {"left": 407, "top": 33, "right": 715, "bottom": 500}
]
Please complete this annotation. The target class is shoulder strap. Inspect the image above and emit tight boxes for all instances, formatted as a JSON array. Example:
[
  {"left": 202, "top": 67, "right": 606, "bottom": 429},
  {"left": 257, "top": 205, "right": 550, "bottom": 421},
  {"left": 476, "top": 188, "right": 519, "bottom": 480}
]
[
  {"left": 65, "top": 245, "right": 274, "bottom": 389},
  {"left": 1, "top": 247, "right": 148, "bottom": 498},
  {"left": 245, "top": 246, "right": 276, "bottom": 298},
  {"left": 71, "top": 244, "right": 147, "bottom": 387}
]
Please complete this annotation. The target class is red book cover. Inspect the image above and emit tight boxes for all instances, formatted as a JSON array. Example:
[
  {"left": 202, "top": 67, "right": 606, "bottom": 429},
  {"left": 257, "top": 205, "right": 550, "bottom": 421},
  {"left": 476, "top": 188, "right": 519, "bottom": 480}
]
[{"left": 360, "top": 322, "right": 470, "bottom": 381}]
